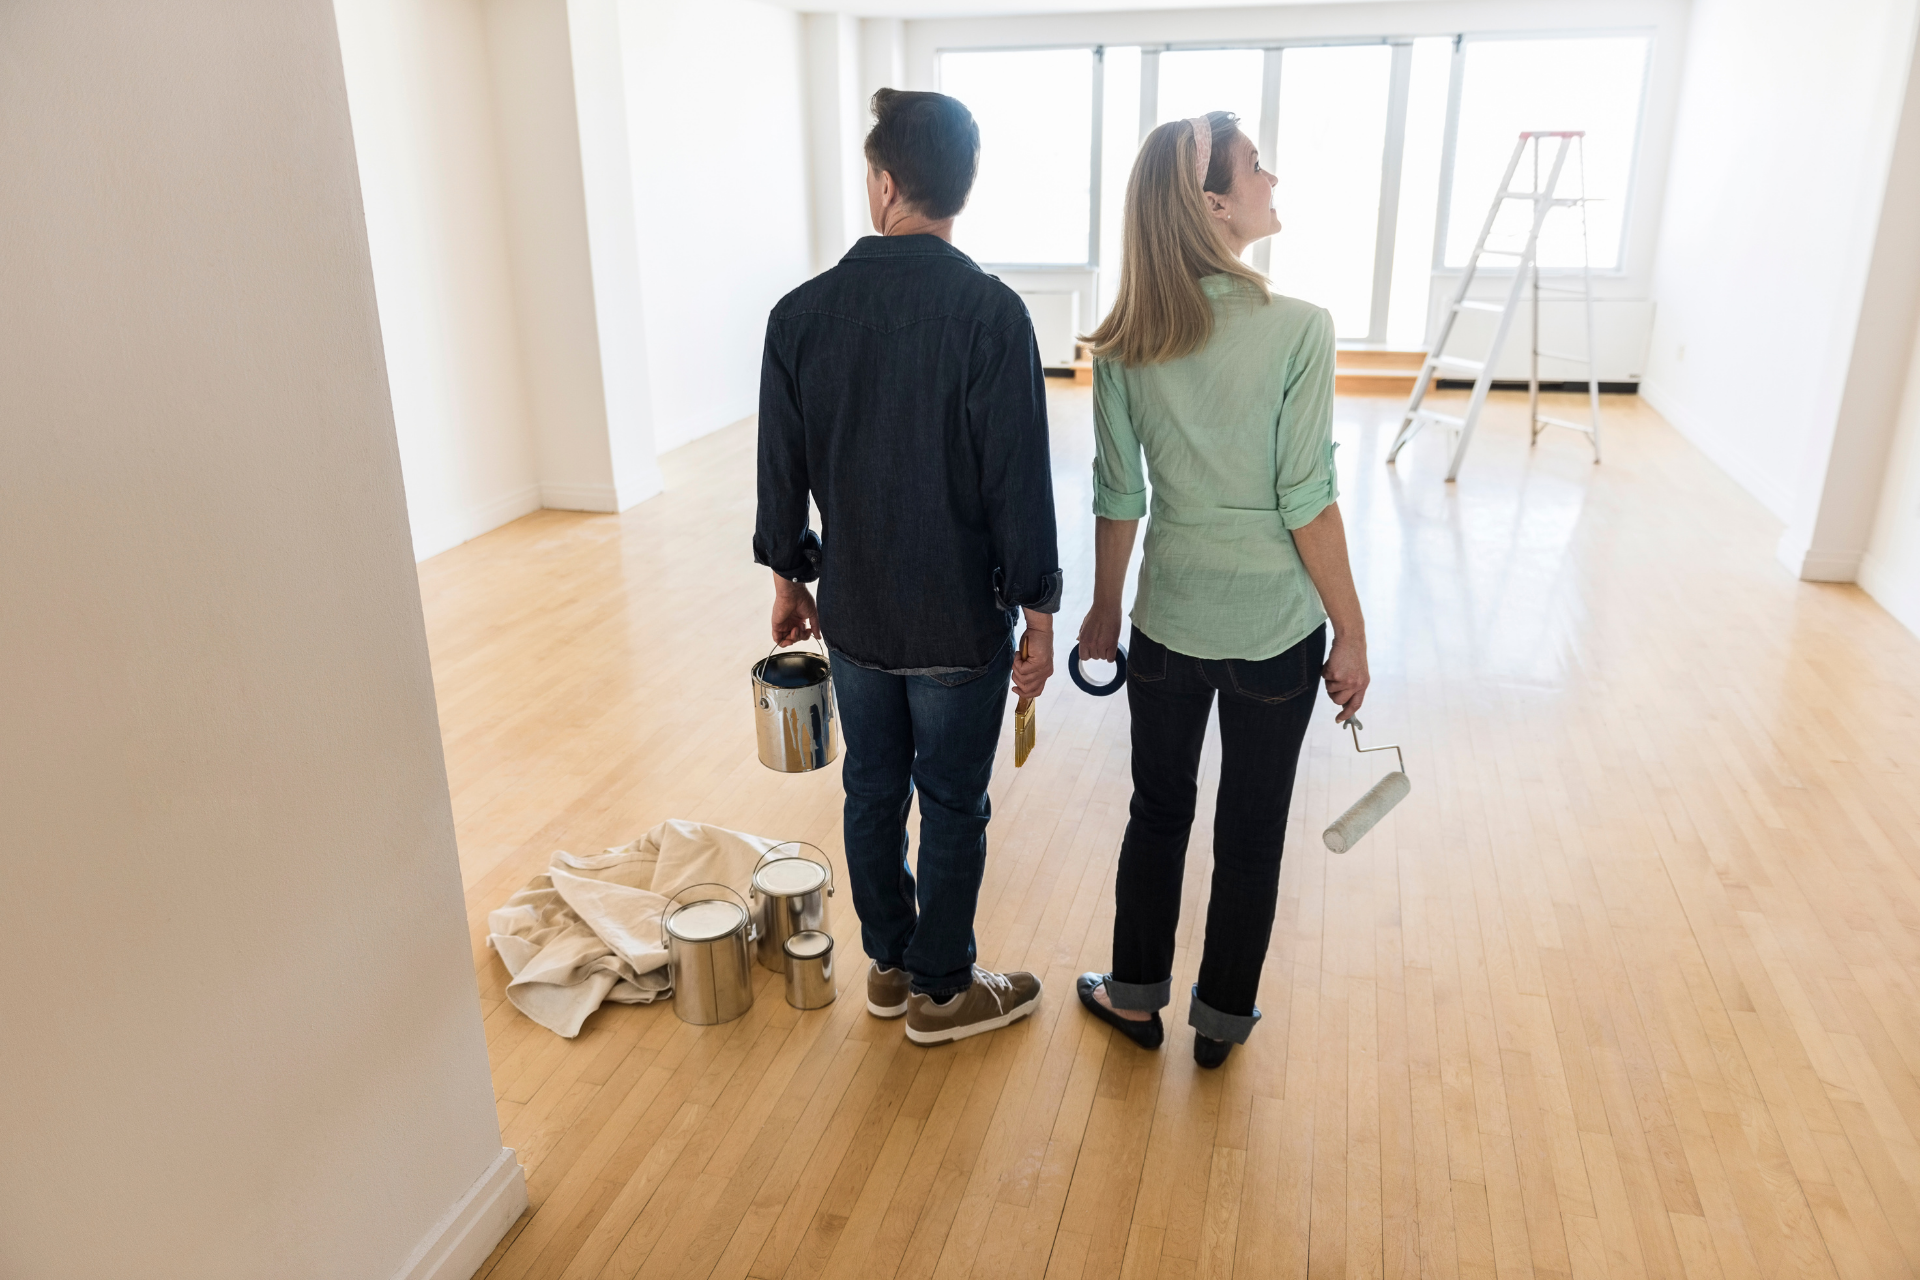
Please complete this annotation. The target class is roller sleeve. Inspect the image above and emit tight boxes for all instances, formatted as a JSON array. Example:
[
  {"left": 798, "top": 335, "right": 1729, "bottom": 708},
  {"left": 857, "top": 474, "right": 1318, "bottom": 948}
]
[{"left": 1322, "top": 770, "right": 1411, "bottom": 854}]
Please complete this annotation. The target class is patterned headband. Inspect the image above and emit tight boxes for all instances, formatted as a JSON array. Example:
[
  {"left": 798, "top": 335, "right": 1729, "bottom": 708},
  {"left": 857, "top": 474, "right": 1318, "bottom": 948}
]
[{"left": 1186, "top": 115, "right": 1213, "bottom": 189}]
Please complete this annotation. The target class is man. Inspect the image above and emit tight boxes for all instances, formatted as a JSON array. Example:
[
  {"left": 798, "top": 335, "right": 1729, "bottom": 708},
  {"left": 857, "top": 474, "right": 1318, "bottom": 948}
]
[{"left": 753, "top": 89, "right": 1060, "bottom": 1045}]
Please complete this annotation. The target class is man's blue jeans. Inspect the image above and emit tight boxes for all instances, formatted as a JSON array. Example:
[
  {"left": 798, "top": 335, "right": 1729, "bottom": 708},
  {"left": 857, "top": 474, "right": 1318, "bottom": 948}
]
[{"left": 830, "top": 639, "right": 1013, "bottom": 1001}]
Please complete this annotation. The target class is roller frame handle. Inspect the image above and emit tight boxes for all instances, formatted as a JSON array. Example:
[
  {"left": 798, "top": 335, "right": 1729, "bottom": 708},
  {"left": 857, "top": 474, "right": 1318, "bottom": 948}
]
[{"left": 1322, "top": 716, "right": 1412, "bottom": 854}]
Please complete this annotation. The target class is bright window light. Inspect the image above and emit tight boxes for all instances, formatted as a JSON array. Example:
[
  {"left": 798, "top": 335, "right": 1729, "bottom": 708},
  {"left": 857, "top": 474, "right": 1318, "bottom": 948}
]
[
  {"left": 939, "top": 49, "right": 1094, "bottom": 266},
  {"left": 1269, "top": 44, "right": 1393, "bottom": 338},
  {"left": 1443, "top": 36, "right": 1650, "bottom": 269},
  {"left": 1097, "top": 46, "right": 1142, "bottom": 322},
  {"left": 1155, "top": 48, "right": 1265, "bottom": 135}
]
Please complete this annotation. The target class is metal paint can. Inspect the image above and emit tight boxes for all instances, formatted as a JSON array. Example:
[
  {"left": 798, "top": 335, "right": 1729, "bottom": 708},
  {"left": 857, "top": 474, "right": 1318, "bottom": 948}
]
[
  {"left": 749, "top": 842, "right": 835, "bottom": 974},
  {"left": 782, "top": 930, "right": 836, "bottom": 1010},
  {"left": 751, "top": 640, "right": 839, "bottom": 773},
  {"left": 662, "top": 884, "right": 756, "bottom": 1026}
]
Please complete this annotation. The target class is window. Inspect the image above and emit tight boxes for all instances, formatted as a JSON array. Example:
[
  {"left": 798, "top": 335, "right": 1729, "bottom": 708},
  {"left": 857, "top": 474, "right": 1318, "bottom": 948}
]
[
  {"left": 1268, "top": 45, "right": 1394, "bottom": 337},
  {"left": 1155, "top": 49, "right": 1264, "bottom": 133},
  {"left": 938, "top": 49, "right": 1095, "bottom": 266},
  {"left": 938, "top": 31, "right": 1652, "bottom": 347},
  {"left": 1443, "top": 36, "right": 1651, "bottom": 269}
]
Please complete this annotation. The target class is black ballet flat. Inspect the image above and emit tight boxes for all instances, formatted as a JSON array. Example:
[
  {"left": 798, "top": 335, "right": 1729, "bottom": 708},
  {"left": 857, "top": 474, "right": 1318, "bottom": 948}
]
[
  {"left": 1193, "top": 1034, "right": 1233, "bottom": 1069},
  {"left": 1076, "top": 973, "right": 1164, "bottom": 1049}
]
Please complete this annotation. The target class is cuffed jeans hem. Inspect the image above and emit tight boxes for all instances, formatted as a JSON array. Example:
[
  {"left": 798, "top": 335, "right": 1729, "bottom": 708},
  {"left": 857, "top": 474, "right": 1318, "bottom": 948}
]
[
  {"left": 1103, "top": 975, "right": 1171, "bottom": 1012},
  {"left": 1187, "top": 986, "right": 1262, "bottom": 1044}
]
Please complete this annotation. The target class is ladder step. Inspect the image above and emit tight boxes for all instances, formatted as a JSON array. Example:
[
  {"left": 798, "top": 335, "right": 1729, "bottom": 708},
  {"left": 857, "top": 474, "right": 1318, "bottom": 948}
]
[
  {"left": 1499, "top": 193, "right": 1590, "bottom": 206},
  {"left": 1432, "top": 355, "right": 1484, "bottom": 372},
  {"left": 1536, "top": 414, "right": 1595, "bottom": 434},
  {"left": 1534, "top": 350, "right": 1592, "bottom": 363},
  {"left": 1476, "top": 248, "right": 1526, "bottom": 258},
  {"left": 1456, "top": 300, "right": 1505, "bottom": 313},
  {"left": 1413, "top": 410, "right": 1465, "bottom": 426}
]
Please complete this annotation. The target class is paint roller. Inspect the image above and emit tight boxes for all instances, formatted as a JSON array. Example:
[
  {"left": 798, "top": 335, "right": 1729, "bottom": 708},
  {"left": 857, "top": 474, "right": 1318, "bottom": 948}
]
[{"left": 1322, "top": 717, "right": 1411, "bottom": 854}]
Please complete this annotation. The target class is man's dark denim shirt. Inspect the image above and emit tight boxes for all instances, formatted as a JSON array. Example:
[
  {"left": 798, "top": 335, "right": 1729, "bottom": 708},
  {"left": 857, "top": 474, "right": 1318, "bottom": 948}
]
[{"left": 753, "top": 235, "right": 1062, "bottom": 674}]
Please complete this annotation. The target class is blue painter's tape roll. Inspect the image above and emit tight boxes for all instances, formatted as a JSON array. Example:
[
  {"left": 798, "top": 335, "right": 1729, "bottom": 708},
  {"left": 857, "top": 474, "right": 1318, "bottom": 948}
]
[{"left": 1068, "top": 644, "right": 1128, "bottom": 696}]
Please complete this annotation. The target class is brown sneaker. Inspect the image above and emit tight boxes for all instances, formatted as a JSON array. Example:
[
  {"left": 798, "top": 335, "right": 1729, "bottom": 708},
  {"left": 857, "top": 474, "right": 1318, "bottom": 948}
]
[
  {"left": 904, "top": 967, "right": 1042, "bottom": 1045},
  {"left": 867, "top": 962, "right": 910, "bottom": 1018}
]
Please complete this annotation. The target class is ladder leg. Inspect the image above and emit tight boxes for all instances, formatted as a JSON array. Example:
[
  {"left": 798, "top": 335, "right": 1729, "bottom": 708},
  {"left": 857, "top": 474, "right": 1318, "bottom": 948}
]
[
  {"left": 1446, "top": 143, "right": 1552, "bottom": 481},
  {"left": 1446, "top": 372, "right": 1497, "bottom": 481},
  {"left": 1394, "top": 134, "right": 1529, "bottom": 470},
  {"left": 1528, "top": 252, "right": 1541, "bottom": 444},
  {"left": 1387, "top": 364, "right": 1436, "bottom": 462}
]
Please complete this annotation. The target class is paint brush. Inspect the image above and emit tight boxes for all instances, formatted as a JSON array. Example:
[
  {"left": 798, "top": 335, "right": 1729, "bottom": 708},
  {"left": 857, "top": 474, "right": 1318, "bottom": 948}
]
[{"left": 1013, "top": 632, "right": 1036, "bottom": 767}]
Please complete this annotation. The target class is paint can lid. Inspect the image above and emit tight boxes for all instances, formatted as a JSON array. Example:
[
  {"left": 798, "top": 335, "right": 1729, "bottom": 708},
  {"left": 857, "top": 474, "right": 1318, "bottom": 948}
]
[
  {"left": 784, "top": 930, "right": 833, "bottom": 959},
  {"left": 666, "top": 898, "right": 745, "bottom": 942},
  {"left": 754, "top": 856, "right": 827, "bottom": 896}
]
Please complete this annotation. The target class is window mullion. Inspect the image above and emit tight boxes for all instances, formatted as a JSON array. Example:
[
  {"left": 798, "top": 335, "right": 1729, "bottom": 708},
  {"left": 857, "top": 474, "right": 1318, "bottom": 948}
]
[
  {"left": 1368, "top": 42, "right": 1414, "bottom": 345},
  {"left": 1252, "top": 47, "right": 1282, "bottom": 277}
]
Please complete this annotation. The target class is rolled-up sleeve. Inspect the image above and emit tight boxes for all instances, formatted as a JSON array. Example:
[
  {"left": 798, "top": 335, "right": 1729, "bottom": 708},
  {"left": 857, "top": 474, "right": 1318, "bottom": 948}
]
[
  {"left": 752, "top": 319, "right": 823, "bottom": 581},
  {"left": 971, "top": 314, "right": 1062, "bottom": 614},
  {"left": 1275, "top": 307, "right": 1339, "bottom": 530},
  {"left": 1091, "top": 359, "right": 1147, "bottom": 520}
]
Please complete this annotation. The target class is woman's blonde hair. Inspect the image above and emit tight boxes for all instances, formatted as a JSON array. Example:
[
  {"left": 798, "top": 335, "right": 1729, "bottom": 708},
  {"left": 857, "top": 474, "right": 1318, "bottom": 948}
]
[{"left": 1085, "top": 112, "right": 1269, "bottom": 367}]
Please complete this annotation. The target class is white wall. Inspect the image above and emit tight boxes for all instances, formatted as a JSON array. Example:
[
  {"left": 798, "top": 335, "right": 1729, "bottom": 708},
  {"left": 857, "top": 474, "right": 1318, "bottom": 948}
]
[
  {"left": 1865, "top": 323, "right": 1920, "bottom": 635},
  {"left": 805, "top": 13, "right": 868, "bottom": 274},
  {"left": 1641, "top": 0, "right": 1920, "bottom": 558},
  {"left": 0, "top": 2, "right": 520, "bottom": 1275},
  {"left": 334, "top": 0, "right": 543, "bottom": 561},
  {"left": 486, "top": 0, "right": 665, "bottom": 514},
  {"left": 620, "top": 0, "right": 817, "bottom": 453}
]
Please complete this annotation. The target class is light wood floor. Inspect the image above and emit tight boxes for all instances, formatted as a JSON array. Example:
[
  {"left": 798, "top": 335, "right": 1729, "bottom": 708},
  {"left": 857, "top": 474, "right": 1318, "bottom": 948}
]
[{"left": 425, "top": 386, "right": 1920, "bottom": 1280}]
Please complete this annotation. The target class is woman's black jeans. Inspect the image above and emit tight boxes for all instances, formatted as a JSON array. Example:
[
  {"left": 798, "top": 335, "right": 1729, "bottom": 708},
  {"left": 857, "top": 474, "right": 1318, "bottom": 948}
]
[{"left": 1105, "top": 623, "right": 1324, "bottom": 1043}]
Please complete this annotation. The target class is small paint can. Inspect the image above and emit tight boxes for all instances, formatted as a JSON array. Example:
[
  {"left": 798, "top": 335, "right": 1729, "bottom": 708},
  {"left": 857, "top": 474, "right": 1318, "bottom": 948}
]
[{"left": 782, "top": 930, "right": 836, "bottom": 1011}]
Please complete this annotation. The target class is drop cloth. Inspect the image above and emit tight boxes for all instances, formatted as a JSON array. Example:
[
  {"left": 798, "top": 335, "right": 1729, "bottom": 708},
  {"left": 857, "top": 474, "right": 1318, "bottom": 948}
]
[{"left": 485, "top": 819, "right": 781, "bottom": 1037}]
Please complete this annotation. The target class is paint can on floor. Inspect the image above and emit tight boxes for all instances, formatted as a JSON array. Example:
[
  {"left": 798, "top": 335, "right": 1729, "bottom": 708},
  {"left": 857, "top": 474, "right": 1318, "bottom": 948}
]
[
  {"left": 751, "top": 639, "right": 838, "bottom": 773},
  {"left": 782, "top": 930, "right": 836, "bottom": 1010},
  {"left": 750, "top": 842, "right": 834, "bottom": 974},
  {"left": 662, "top": 884, "right": 757, "bottom": 1026}
]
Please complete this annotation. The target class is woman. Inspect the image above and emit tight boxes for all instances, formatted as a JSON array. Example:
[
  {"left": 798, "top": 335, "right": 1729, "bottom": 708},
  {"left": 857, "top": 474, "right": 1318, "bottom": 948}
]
[{"left": 1074, "top": 112, "right": 1368, "bottom": 1068}]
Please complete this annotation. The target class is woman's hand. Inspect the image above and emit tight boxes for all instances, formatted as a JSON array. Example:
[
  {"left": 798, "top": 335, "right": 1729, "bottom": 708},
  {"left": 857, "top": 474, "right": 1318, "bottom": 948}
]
[
  {"left": 771, "top": 575, "right": 819, "bottom": 646},
  {"left": 1077, "top": 603, "right": 1123, "bottom": 662},
  {"left": 1322, "top": 633, "right": 1369, "bottom": 722},
  {"left": 1012, "top": 615, "right": 1054, "bottom": 699}
]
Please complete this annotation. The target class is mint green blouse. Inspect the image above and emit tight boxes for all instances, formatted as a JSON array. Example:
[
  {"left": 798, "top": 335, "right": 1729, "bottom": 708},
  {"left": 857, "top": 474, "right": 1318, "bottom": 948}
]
[{"left": 1092, "top": 276, "right": 1339, "bottom": 661}]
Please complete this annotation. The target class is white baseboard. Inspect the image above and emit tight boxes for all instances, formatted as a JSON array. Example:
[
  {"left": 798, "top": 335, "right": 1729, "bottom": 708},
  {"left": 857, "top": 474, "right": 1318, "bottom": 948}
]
[
  {"left": 391, "top": 1147, "right": 527, "bottom": 1280},
  {"left": 412, "top": 485, "right": 542, "bottom": 562},
  {"left": 539, "top": 481, "right": 622, "bottom": 513},
  {"left": 1776, "top": 535, "right": 1864, "bottom": 582},
  {"left": 1861, "top": 550, "right": 1920, "bottom": 636}
]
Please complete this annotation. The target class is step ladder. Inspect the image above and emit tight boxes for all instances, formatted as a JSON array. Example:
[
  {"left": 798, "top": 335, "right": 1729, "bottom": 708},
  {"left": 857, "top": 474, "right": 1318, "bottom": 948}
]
[{"left": 1387, "top": 131, "right": 1603, "bottom": 480}]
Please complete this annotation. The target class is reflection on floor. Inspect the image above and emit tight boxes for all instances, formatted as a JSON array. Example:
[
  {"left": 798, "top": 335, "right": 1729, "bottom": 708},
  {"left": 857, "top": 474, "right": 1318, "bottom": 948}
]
[{"left": 423, "top": 386, "right": 1920, "bottom": 1280}]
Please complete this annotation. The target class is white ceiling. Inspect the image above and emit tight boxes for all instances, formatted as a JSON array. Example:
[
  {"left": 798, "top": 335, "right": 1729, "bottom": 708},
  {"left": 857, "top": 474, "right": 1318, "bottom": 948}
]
[{"left": 761, "top": 0, "right": 1406, "bottom": 19}]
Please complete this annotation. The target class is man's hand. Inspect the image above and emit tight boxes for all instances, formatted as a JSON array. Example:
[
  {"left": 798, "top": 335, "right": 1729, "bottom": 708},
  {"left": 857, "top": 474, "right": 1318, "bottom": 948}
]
[
  {"left": 1077, "top": 602, "right": 1123, "bottom": 663},
  {"left": 771, "top": 574, "right": 819, "bottom": 646},
  {"left": 1322, "top": 633, "right": 1369, "bottom": 723},
  {"left": 1012, "top": 621, "right": 1054, "bottom": 700}
]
